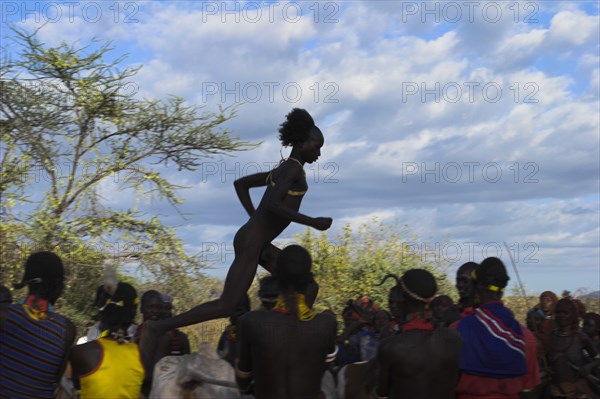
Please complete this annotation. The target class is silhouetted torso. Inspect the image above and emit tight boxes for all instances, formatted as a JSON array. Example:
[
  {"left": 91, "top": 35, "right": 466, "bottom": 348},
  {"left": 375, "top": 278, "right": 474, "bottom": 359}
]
[
  {"left": 377, "top": 327, "right": 462, "bottom": 399},
  {"left": 237, "top": 310, "right": 337, "bottom": 399}
]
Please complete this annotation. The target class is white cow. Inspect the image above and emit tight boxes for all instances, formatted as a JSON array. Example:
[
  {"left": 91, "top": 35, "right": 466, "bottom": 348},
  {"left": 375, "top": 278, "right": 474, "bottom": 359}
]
[
  {"left": 150, "top": 342, "right": 240, "bottom": 399},
  {"left": 321, "top": 359, "right": 378, "bottom": 399}
]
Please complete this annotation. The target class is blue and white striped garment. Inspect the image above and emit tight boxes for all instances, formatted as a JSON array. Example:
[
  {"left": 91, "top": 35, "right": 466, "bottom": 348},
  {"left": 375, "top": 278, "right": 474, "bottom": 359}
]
[
  {"left": 457, "top": 301, "right": 527, "bottom": 378},
  {"left": 0, "top": 303, "right": 71, "bottom": 399}
]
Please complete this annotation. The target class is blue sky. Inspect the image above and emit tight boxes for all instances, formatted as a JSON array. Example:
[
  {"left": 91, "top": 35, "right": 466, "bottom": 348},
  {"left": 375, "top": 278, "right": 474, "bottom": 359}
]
[{"left": 2, "top": 1, "right": 599, "bottom": 296}]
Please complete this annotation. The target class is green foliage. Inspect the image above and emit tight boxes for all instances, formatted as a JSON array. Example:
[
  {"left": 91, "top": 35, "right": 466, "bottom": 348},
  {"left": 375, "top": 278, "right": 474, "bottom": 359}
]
[
  {"left": 0, "top": 27, "right": 255, "bottom": 333},
  {"left": 503, "top": 285, "right": 539, "bottom": 325},
  {"left": 295, "top": 218, "right": 454, "bottom": 316}
]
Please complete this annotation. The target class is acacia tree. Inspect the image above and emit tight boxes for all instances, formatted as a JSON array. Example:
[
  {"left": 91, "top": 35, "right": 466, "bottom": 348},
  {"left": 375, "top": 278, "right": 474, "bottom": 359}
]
[{"left": 0, "top": 27, "right": 254, "bottom": 324}]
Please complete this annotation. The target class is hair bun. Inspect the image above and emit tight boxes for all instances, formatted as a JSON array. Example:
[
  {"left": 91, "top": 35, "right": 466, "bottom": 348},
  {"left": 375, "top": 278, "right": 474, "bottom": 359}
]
[{"left": 278, "top": 108, "right": 316, "bottom": 146}]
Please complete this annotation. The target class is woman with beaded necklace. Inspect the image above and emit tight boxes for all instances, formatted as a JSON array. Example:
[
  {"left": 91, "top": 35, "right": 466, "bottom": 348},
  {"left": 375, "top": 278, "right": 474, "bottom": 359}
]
[
  {"left": 546, "top": 298, "right": 600, "bottom": 399},
  {"left": 142, "top": 108, "right": 332, "bottom": 354}
]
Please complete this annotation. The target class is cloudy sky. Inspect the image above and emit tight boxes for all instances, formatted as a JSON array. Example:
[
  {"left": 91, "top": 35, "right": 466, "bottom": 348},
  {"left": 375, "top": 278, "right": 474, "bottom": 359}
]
[{"left": 3, "top": 1, "right": 599, "bottom": 296}]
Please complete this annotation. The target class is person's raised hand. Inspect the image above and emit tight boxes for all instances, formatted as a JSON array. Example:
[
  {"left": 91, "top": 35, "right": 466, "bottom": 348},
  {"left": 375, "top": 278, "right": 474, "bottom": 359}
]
[{"left": 312, "top": 217, "right": 333, "bottom": 231}]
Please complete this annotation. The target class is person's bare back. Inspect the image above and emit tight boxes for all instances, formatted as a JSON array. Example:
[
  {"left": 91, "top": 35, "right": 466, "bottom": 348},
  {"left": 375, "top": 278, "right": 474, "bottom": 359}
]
[
  {"left": 235, "top": 245, "right": 338, "bottom": 399},
  {"left": 237, "top": 310, "right": 337, "bottom": 399},
  {"left": 377, "top": 327, "right": 462, "bottom": 399}
]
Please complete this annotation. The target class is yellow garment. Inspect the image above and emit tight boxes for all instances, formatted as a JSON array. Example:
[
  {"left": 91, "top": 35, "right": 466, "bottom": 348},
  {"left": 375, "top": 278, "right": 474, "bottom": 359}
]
[
  {"left": 265, "top": 158, "right": 307, "bottom": 197},
  {"left": 272, "top": 294, "right": 316, "bottom": 321},
  {"left": 80, "top": 338, "right": 144, "bottom": 399}
]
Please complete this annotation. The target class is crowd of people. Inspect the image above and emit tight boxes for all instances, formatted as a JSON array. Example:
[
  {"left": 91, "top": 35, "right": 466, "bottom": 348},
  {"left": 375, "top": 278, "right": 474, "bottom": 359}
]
[
  {"left": 1, "top": 110, "right": 598, "bottom": 398},
  {"left": 1, "top": 250, "right": 599, "bottom": 399}
]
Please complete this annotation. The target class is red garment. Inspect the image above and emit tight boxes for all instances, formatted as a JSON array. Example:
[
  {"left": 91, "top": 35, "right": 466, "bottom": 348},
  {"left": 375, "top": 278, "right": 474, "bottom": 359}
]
[
  {"left": 454, "top": 324, "right": 540, "bottom": 399},
  {"left": 460, "top": 306, "right": 475, "bottom": 318},
  {"left": 401, "top": 317, "right": 434, "bottom": 332},
  {"left": 447, "top": 305, "right": 474, "bottom": 329},
  {"left": 24, "top": 295, "right": 51, "bottom": 312}
]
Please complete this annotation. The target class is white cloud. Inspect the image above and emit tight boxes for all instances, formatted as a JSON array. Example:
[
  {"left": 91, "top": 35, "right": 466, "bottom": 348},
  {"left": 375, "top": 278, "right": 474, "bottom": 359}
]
[
  {"left": 6, "top": 1, "right": 599, "bottom": 294},
  {"left": 496, "top": 28, "right": 547, "bottom": 63},
  {"left": 548, "top": 10, "right": 599, "bottom": 46},
  {"left": 336, "top": 210, "right": 398, "bottom": 230}
]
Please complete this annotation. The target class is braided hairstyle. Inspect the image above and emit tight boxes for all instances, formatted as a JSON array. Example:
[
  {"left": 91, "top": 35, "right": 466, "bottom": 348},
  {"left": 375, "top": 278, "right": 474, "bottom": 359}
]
[
  {"left": 278, "top": 108, "right": 316, "bottom": 147},
  {"left": 554, "top": 297, "right": 579, "bottom": 331},
  {"left": 539, "top": 290, "right": 558, "bottom": 312}
]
